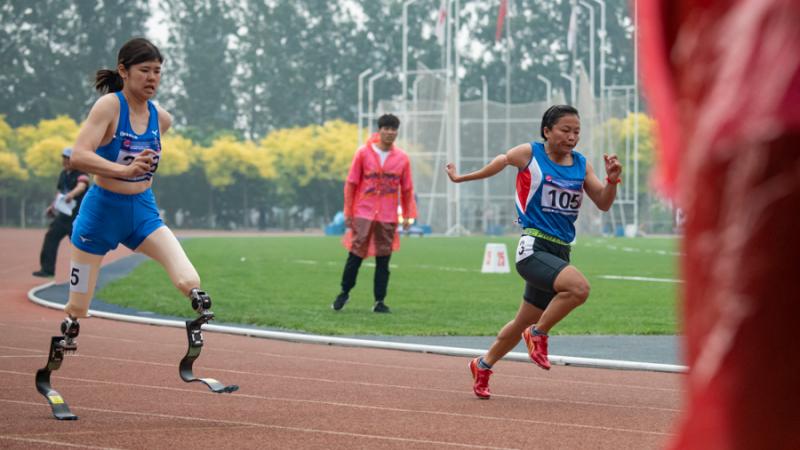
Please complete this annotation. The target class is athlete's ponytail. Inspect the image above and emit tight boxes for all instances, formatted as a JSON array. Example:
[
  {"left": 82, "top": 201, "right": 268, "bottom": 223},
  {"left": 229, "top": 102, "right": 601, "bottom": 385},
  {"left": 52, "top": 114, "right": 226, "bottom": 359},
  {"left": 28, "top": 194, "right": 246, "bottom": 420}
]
[
  {"left": 94, "top": 37, "right": 164, "bottom": 95},
  {"left": 94, "top": 69, "right": 124, "bottom": 94}
]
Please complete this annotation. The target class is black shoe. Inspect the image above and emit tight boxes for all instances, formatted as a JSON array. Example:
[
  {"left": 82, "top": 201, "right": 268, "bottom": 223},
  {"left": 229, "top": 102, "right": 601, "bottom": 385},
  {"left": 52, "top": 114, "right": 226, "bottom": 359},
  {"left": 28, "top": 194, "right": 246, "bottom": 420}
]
[
  {"left": 332, "top": 292, "right": 349, "bottom": 311},
  {"left": 372, "top": 301, "right": 391, "bottom": 313},
  {"left": 32, "top": 270, "right": 54, "bottom": 278}
]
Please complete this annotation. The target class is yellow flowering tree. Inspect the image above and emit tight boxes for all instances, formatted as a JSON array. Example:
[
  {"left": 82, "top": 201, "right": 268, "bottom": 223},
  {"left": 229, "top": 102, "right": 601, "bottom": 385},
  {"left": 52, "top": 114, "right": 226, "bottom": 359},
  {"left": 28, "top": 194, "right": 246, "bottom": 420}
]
[
  {"left": 200, "top": 135, "right": 260, "bottom": 189},
  {"left": 259, "top": 120, "right": 356, "bottom": 219},
  {"left": 0, "top": 116, "right": 15, "bottom": 154},
  {"left": 16, "top": 116, "right": 79, "bottom": 154},
  {"left": 24, "top": 136, "right": 73, "bottom": 178},
  {"left": 159, "top": 132, "right": 197, "bottom": 176}
]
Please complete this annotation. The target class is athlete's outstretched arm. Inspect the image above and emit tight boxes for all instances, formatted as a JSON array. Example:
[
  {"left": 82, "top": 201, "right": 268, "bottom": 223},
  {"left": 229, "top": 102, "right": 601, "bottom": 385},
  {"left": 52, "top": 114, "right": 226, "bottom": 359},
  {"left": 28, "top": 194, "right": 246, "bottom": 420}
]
[{"left": 446, "top": 144, "right": 531, "bottom": 183}]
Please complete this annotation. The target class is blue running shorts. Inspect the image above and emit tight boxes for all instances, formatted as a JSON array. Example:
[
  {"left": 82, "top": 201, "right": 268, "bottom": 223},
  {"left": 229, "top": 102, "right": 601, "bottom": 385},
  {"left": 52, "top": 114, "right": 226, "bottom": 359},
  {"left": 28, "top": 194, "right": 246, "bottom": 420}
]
[{"left": 71, "top": 185, "right": 164, "bottom": 255}]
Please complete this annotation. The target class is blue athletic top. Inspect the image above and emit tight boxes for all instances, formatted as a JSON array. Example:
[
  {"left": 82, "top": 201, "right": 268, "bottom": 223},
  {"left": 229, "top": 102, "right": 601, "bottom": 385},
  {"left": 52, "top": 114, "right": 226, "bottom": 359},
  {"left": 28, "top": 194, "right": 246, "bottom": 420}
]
[
  {"left": 95, "top": 91, "right": 161, "bottom": 182},
  {"left": 515, "top": 141, "right": 587, "bottom": 243}
]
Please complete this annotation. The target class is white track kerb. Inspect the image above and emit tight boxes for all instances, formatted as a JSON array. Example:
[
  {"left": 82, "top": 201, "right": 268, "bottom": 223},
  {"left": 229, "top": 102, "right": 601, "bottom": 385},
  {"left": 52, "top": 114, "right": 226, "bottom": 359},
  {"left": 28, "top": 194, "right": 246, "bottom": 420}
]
[{"left": 28, "top": 282, "right": 686, "bottom": 374}]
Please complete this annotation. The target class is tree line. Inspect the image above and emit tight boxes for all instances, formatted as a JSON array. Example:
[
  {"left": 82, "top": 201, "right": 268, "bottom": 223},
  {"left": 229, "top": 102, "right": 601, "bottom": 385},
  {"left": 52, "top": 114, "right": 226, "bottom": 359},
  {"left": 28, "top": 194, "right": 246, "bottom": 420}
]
[
  {"left": 0, "top": 115, "right": 357, "bottom": 229},
  {"left": 2, "top": 0, "right": 636, "bottom": 134}
]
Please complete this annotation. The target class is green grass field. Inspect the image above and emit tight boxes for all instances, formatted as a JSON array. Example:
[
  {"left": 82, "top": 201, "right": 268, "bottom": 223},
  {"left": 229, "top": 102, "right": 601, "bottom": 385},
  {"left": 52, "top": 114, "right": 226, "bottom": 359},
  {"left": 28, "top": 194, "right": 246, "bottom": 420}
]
[{"left": 96, "top": 235, "right": 680, "bottom": 336}]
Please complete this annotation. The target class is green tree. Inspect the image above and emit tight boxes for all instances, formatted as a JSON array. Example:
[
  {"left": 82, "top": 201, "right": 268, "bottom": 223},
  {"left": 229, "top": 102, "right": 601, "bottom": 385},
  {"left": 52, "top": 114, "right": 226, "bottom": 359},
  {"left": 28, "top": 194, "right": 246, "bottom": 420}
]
[
  {"left": 260, "top": 120, "right": 355, "bottom": 219},
  {"left": 0, "top": 0, "right": 149, "bottom": 126},
  {"left": 158, "top": 0, "right": 238, "bottom": 136}
]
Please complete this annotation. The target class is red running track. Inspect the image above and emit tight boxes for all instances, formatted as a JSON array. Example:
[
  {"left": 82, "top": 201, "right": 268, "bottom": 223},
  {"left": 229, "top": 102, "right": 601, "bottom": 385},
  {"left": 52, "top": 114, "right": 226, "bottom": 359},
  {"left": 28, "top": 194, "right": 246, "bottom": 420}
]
[{"left": 0, "top": 229, "right": 682, "bottom": 449}]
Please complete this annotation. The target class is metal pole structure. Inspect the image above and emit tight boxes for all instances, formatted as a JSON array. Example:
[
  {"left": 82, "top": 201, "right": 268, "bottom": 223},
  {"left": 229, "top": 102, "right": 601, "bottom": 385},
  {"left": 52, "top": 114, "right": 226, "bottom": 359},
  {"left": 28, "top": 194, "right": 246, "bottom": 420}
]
[
  {"left": 444, "top": 0, "right": 453, "bottom": 233},
  {"left": 412, "top": 76, "right": 422, "bottom": 150},
  {"left": 578, "top": 0, "right": 596, "bottom": 98},
  {"left": 504, "top": 3, "right": 511, "bottom": 150},
  {"left": 591, "top": 0, "right": 606, "bottom": 97},
  {"left": 482, "top": 75, "right": 489, "bottom": 234},
  {"left": 367, "top": 71, "right": 386, "bottom": 135},
  {"left": 402, "top": 0, "right": 417, "bottom": 103},
  {"left": 560, "top": 72, "right": 576, "bottom": 105},
  {"left": 357, "top": 68, "right": 373, "bottom": 147},
  {"left": 536, "top": 74, "right": 552, "bottom": 104},
  {"left": 633, "top": 0, "right": 639, "bottom": 235},
  {"left": 454, "top": 0, "right": 463, "bottom": 234},
  {"left": 591, "top": 0, "right": 607, "bottom": 153}
]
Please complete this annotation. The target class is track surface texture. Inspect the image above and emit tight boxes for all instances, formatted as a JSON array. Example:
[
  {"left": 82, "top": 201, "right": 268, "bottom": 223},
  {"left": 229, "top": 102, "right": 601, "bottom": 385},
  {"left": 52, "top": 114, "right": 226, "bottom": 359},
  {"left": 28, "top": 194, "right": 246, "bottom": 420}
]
[{"left": 1, "top": 229, "right": 682, "bottom": 449}]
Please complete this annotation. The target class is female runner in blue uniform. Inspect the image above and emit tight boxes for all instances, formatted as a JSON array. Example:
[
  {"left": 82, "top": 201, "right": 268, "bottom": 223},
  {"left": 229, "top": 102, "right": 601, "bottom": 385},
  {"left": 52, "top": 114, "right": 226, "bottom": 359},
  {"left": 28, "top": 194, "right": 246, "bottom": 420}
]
[
  {"left": 36, "top": 38, "right": 234, "bottom": 420},
  {"left": 446, "top": 105, "right": 622, "bottom": 399}
]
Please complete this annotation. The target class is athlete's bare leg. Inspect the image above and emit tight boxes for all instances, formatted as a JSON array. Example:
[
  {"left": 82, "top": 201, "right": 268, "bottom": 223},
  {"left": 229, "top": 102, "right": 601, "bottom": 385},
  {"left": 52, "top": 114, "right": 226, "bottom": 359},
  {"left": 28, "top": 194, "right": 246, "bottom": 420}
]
[
  {"left": 36, "top": 245, "right": 104, "bottom": 420},
  {"left": 135, "top": 226, "right": 201, "bottom": 296},
  {"left": 64, "top": 245, "right": 105, "bottom": 319},
  {"left": 483, "top": 301, "right": 543, "bottom": 366},
  {"left": 535, "top": 265, "right": 590, "bottom": 334}
]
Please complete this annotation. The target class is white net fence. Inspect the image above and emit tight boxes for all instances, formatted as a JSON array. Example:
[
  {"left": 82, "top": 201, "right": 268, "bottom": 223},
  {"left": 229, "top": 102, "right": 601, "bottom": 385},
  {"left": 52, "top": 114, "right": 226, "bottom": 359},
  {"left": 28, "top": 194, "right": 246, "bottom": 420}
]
[{"left": 368, "top": 67, "right": 641, "bottom": 236}]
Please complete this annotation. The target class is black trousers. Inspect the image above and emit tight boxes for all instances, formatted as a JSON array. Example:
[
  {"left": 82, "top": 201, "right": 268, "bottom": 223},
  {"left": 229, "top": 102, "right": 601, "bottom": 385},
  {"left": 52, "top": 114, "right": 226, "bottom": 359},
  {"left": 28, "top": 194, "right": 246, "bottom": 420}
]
[
  {"left": 38, "top": 213, "right": 73, "bottom": 274},
  {"left": 340, "top": 252, "right": 392, "bottom": 302}
]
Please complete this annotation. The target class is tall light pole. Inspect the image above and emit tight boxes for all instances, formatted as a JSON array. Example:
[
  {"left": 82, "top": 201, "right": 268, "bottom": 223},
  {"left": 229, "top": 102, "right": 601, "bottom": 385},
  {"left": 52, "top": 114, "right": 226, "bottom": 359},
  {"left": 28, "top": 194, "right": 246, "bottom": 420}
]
[
  {"left": 357, "top": 68, "right": 373, "bottom": 146},
  {"left": 591, "top": 0, "right": 606, "bottom": 100},
  {"left": 578, "top": 0, "right": 596, "bottom": 98},
  {"left": 367, "top": 71, "right": 387, "bottom": 134},
  {"left": 591, "top": 0, "right": 608, "bottom": 170},
  {"left": 402, "top": 0, "right": 418, "bottom": 102},
  {"left": 561, "top": 72, "right": 576, "bottom": 105},
  {"left": 481, "top": 75, "right": 489, "bottom": 233},
  {"left": 536, "top": 74, "right": 552, "bottom": 104}
]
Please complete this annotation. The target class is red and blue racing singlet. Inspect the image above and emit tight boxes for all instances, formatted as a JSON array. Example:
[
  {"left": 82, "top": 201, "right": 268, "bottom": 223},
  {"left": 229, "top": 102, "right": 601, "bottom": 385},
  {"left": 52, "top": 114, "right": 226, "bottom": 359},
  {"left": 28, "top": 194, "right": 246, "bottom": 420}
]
[{"left": 515, "top": 141, "right": 587, "bottom": 243}]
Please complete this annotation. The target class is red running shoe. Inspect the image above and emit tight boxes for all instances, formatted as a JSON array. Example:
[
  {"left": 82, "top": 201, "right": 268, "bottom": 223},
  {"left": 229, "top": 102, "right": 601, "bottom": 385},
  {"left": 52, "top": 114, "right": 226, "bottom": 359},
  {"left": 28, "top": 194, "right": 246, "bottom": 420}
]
[
  {"left": 522, "top": 327, "right": 551, "bottom": 370},
  {"left": 468, "top": 358, "right": 492, "bottom": 399}
]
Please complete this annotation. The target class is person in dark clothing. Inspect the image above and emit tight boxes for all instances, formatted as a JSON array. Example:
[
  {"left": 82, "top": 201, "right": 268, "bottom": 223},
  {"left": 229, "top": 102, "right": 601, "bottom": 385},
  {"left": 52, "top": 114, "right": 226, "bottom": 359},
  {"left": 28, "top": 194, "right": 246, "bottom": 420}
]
[{"left": 32, "top": 147, "right": 90, "bottom": 277}]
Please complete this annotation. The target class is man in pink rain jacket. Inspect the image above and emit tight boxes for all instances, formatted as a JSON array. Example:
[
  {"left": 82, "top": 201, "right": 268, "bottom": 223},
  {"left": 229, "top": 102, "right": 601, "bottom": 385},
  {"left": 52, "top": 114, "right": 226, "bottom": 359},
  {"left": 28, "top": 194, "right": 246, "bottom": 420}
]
[{"left": 331, "top": 114, "right": 417, "bottom": 313}]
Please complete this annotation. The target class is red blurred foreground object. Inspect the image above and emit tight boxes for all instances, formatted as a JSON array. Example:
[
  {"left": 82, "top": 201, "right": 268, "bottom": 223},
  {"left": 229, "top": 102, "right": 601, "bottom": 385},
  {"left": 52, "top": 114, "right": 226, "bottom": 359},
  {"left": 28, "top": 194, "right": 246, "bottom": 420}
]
[{"left": 639, "top": 1, "right": 800, "bottom": 449}]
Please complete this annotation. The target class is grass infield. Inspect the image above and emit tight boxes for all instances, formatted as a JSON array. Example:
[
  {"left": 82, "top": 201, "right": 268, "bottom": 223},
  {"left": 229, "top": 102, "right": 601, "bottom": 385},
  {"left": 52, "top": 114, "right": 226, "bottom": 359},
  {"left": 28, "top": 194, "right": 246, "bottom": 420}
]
[{"left": 97, "top": 235, "right": 679, "bottom": 336}]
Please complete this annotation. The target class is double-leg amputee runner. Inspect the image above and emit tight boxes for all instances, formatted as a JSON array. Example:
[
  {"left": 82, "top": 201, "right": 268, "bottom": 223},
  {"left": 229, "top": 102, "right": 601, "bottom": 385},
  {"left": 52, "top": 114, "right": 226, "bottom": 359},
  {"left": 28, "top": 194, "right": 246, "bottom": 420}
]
[{"left": 36, "top": 227, "right": 238, "bottom": 420}]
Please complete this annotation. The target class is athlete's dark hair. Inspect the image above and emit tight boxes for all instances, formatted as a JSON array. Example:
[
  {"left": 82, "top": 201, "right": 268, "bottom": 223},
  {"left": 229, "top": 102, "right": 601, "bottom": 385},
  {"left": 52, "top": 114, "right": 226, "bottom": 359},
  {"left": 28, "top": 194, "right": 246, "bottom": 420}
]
[
  {"left": 94, "top": 37, "right": 164, "bottom": 94},
  {"left": 377, "top": 114, "right": 400, "bottom": 129},
  {"left": 540, "top": 105, "right": 579, "bottom": 140}
]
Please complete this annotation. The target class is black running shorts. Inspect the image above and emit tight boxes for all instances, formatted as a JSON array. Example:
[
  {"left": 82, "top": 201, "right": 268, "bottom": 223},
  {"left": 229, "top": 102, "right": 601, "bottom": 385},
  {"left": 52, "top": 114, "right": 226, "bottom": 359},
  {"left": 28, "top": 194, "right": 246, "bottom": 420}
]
[{"left": 515, "top": 235, "right": 571, "bottom": 310}]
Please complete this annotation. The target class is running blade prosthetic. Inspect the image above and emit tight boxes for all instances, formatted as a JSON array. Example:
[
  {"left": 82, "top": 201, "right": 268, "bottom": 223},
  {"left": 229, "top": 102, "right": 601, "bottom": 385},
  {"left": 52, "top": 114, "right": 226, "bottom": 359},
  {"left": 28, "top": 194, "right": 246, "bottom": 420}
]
[
  {"left": 178, "top": 312, "right": 239, "bottom": 393},
  {"left": 35, "top": 336, "right": 78, "bottom": 420}
]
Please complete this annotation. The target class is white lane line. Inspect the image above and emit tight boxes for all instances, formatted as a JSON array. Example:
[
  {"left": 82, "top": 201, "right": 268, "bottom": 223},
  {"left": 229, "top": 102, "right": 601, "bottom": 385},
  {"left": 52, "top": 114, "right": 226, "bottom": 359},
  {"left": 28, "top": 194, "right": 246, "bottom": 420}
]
[
  {"left": 599, "top": 275, "right": 682, "bottom": 283},
  {"left": 0, "top": 363, "right": 678, "bottom": 414},
  {"left": 0, "top": 379, "right": 672, "bottom": 438},
  {"left": 0, "top": 344, "right": 46, "bottom": 353},
  {"left": 0, "top": 321, "right": 680, "bottom": 393},
  {"left": 0, "top": 398, "right": 519, "bottom": 450},
  {"left": 0, "top": 435, "right": 120, "bottom": 449}
]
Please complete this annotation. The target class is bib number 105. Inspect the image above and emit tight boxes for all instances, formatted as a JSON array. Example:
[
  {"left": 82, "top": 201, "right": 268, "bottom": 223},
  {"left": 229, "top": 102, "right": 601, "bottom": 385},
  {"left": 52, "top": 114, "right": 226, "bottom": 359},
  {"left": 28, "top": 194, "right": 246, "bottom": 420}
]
[{"left": 542, "top": 184, "right": 581, "bottom": 212}]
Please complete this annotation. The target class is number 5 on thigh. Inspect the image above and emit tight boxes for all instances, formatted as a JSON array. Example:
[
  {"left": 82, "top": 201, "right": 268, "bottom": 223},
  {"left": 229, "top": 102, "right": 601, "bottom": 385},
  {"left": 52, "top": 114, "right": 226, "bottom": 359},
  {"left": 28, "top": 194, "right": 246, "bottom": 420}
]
[{"left": 67, "top": 244, "right": 104, "bottom": 314}]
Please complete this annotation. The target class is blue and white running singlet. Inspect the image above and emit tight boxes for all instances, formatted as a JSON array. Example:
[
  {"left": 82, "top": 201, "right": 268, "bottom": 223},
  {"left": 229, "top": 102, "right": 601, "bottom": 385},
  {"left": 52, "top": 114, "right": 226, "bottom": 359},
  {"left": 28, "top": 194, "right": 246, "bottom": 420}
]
[
  {"left": 70, "top": 93, "right": 165, "bottom": 255},
  {"left": 95, "top": 91, "right": 161, "bottom": 182},
  {"left": 515, "top": 141, "right": 587, "bottom": 243}
]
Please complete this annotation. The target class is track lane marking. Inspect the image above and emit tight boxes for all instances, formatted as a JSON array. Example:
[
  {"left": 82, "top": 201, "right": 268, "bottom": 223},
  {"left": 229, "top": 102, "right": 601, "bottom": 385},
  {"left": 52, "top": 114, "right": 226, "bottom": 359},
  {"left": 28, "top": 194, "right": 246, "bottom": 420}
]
[
  {"left": 0, "top": 322, "right": 680, "bottom": 393},
  {"left": 0, "top": 370, "right": 677, "bottom": 432},
  {"left": 0, "top": 398, "right": 519, "bottom": 450}
]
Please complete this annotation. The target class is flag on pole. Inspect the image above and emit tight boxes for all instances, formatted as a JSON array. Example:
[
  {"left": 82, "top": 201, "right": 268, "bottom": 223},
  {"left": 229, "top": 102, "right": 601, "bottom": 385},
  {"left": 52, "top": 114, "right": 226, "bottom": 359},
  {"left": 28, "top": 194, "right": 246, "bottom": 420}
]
[
  {"left": 567, "top": 0, "right": 578, "bottom": 51},
  {"left": 435, "top": 0, "right": 448, "bottom": 46},
  {"left": 495, "top": 0, "right": 508, "bottom": 42}
]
